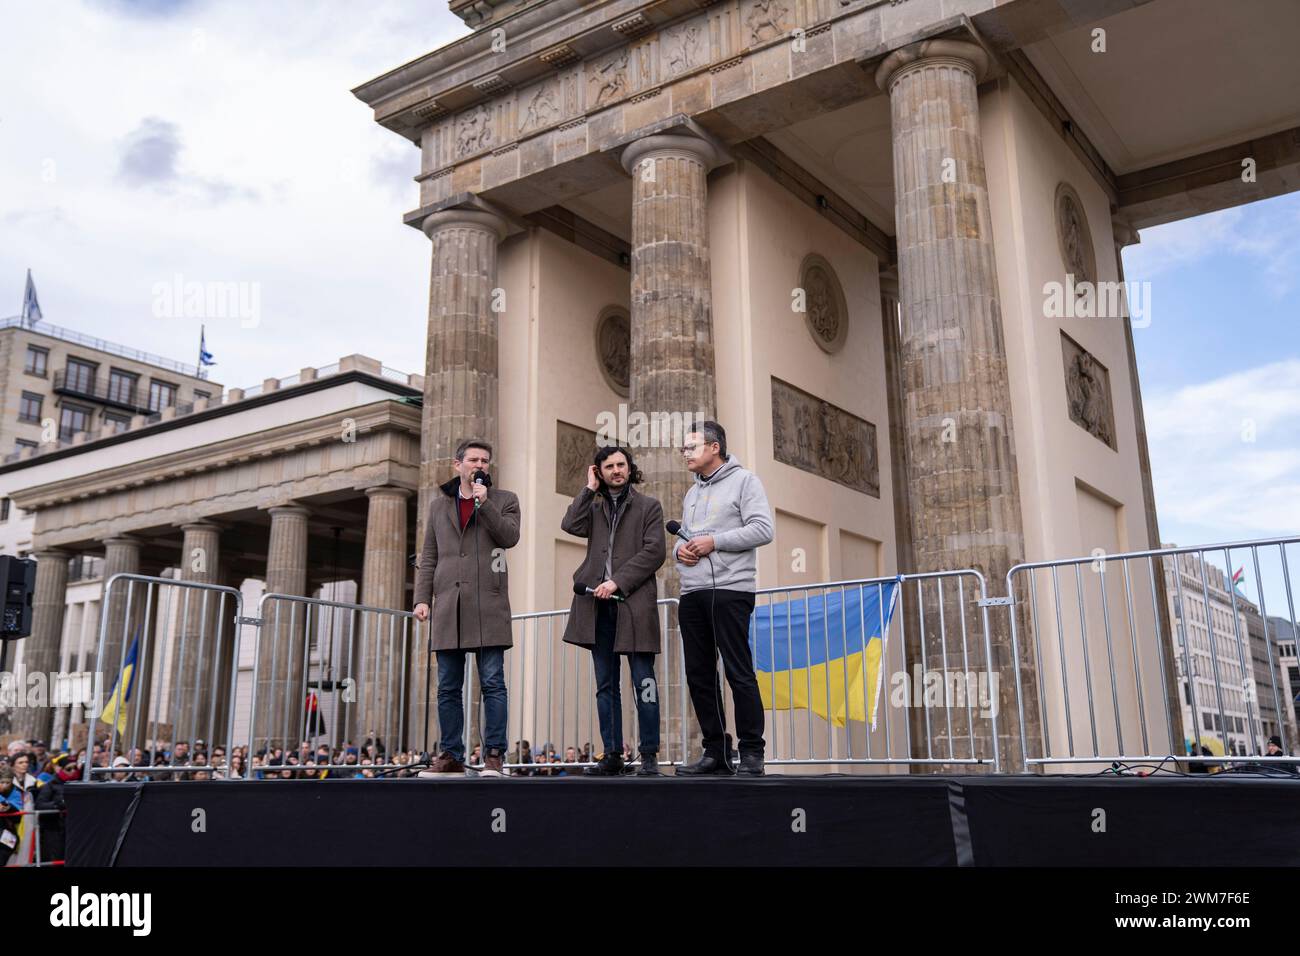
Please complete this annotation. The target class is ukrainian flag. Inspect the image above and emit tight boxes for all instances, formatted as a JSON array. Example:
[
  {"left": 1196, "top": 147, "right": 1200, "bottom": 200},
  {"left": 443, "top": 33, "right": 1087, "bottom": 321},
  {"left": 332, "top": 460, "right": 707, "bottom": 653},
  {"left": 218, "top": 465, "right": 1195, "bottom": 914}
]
[
  {"left": 749, "top": 582, "right": 898, "bottom": 729},
  {"left": 99, "top": 631, "right": 141, "bottom": 735}
]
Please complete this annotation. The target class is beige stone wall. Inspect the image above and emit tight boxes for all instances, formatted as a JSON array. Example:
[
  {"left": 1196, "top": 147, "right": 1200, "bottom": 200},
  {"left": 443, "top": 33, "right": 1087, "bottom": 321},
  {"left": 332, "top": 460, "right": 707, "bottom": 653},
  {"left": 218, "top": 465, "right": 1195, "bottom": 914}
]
[
  {"left": 982, "top": 74, "right": 1174, "bottom": 763},
  {"left": 710, "top": 161, "right": 897, "bottom": 585}
]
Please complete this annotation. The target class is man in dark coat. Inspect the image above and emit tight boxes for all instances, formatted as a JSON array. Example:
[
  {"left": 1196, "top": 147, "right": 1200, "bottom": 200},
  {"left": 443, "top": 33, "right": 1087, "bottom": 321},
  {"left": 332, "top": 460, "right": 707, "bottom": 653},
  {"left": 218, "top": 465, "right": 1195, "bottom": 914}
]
[
  {"left": 413, "top": 438, "right": 521, "bottom": 777},
  {"left": 561, "top": 446, "right": 666, "bottom": 775}
]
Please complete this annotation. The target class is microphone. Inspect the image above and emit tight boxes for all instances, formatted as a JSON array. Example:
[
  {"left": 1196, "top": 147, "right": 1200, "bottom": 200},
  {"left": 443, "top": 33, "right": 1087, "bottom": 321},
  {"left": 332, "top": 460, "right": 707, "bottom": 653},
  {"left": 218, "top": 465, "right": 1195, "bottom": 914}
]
[
  {"left": 665, "top": 520, "right": 691, "bottom": 543},
  {"left": 472, "top": 468, "right": 490, "bottom": 508},
  {"left": 573, "top": 581, "right": 625, "bottom": 602}
]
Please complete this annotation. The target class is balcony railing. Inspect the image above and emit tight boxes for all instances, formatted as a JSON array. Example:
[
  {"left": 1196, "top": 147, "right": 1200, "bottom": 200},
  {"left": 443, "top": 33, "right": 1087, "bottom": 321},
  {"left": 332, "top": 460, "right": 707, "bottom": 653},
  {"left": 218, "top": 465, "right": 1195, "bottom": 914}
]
[
  {"left": 52, "top": 368, "right": 161, "bottom": 414},
  {"left": 1, "top": 315, "right": 209, "bottom": 379}
]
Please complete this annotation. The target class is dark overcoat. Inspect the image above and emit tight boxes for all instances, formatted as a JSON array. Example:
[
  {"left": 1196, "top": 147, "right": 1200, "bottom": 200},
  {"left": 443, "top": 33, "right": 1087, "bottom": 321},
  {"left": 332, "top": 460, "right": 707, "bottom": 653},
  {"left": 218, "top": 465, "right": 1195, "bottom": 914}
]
[
  {"left": 413, "top": 477, "right": 521, "bottom": 650},
  {"left": 560, "top": 485, "right": 665, "bottom": 654}
]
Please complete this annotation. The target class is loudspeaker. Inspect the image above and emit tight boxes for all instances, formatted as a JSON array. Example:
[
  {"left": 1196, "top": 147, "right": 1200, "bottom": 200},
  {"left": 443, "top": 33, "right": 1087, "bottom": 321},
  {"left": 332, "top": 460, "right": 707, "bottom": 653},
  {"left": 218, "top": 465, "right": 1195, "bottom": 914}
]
[{"left": 0, "top": 556, "right": 37, "bottom": 638}]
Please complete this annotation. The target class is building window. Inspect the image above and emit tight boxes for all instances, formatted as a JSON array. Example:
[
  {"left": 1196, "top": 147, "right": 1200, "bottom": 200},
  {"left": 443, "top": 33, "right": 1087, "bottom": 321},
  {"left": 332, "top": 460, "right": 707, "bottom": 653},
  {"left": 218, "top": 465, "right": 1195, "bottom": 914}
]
[
  {"left": 148, "top": 380, "right": 177, "bottom": 412},
  {"left": 14, "top": 438, "right": 37, "bottom": 455},
  {"left": 24, "top": 346, "right": 48, "bottom": 376},
  {"left": 66, "top": 358, "right": 97, "bottom": 393},
  {"left": 193, "top": 389, "right": 210, "bottom": 402},
  {"left": 0, "top": 498, "right": 8, "bottom": 521},
  {"left": 18, "top": 391, "right": 43, "bottom": 423},
  {"left": 1203, "top": 713, "right": 1214, "bottom": 731},
  {"left": 103, "top": 412, "right": 132, "bottom": 433},
  {"left": 59, "top": 403, "right": 93, "bottom": 441},
  {"left": 108, "top": 368, "right": 138, "bottom": 405}
]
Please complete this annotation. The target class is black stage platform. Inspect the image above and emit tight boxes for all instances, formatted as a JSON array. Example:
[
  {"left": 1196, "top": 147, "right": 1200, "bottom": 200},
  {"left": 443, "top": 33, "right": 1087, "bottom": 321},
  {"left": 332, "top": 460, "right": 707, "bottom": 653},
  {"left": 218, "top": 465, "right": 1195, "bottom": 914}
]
[{"left": 64, "top": 774, "right": 1300, "bottom": 867}]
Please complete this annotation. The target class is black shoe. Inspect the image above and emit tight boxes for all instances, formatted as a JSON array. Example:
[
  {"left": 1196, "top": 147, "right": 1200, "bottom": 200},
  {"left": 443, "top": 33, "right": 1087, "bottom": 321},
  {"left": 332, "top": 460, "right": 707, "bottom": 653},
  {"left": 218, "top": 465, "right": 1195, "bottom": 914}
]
[
  {"left": 583, "top": 751, "right": 625, "bottom": 776},
  {"left": 737, "top": 751, "right": 765, "bottom": 776},
  {"left": 675, "top": 752, "right": 735, "bottom": 776},
  {"left": 636, "top": 752, "right": 661, "bottom": 776},
  {"left": 725, "top": 733, "right": 738, "bottom": 769}
]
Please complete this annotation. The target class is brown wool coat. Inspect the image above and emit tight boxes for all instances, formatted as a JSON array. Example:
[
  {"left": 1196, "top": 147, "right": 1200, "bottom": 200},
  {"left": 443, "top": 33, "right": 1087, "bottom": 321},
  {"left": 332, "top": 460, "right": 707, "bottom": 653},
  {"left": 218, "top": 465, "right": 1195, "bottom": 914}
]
[
  {"left": 560, "top": 485, "right": 666, "bottom": 654},
  {"left": 413, "top": 477, "right": 521, "bottom": 651}
]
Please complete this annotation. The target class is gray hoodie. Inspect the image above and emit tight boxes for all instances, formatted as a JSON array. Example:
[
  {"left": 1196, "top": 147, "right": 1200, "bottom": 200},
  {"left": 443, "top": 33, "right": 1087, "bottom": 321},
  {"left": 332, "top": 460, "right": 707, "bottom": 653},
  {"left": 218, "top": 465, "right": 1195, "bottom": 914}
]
[{"left": 675, "top": 455, "right": 774, "bottom": 594}]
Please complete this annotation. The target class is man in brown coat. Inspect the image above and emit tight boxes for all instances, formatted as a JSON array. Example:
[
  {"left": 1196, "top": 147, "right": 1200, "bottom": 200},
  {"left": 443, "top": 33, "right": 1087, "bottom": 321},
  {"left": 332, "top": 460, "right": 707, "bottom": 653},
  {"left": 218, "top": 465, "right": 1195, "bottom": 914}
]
[
  {"left": 561, "top": 446, "right": 666, "bottom": 775},
  {"left": 413, "top": 438, "right": 521, "bottom": 776}
]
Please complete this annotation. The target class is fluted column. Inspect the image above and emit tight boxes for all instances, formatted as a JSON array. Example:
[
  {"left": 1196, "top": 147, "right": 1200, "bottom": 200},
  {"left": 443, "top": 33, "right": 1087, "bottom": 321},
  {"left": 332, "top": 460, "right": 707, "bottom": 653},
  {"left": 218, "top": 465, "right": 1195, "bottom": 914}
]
[
  {"left": 621, "top": 132, "right": 721, "bottom": 581},
  {"left": 622, "top": 131, "right": 722, "bottom": 763},
  {"left": 11, "top": 549, "right": 70, "bottom": 741},
  {"left": 418, "top": 207, "right": 510, "bottom": 548},
  {"left": 876, "top": 40, "right": 1036, "bottom": 768},
  {"left": 360, "top": 487, "right": 410, "bottom": 752},
  {"left": 98, "top": 535, "right": 143, "bottom": 694},
  {"left": 256, "top": 505, "right": 310, "bottom": 751},
  {"left": 171, "top": 522, "right": 223, "bottom": 746}
]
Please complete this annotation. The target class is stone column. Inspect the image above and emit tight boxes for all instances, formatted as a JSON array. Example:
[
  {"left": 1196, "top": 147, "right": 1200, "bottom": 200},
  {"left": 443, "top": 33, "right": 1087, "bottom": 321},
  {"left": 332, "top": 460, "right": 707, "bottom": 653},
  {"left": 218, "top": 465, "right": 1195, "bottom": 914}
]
[
  {"left": 876, "top": 40, "right": 1036, "bottom": 768},
  {"left": 417, "top": 207, "right": 510, "bottom": 548},
  {"left": 171, "top": 522, "right": 223, "bottom": 747},
  {"left": 255, "top": 505, "right": 310, "bottom": 752},
  {"left": 1113, "top": 220, "right": 1185, "bottom": 753},
  {"left": 360, "top": 487, "right": 410, "bottom": 753},
  {"left": 621, "top": 131, "right": 722, "bottom": 763},
  {"left": 98, "top": 534, "right": 143, "bottom": 689},
  {"left": 11, "top": 549, "right": 70, "bottom": 742}
]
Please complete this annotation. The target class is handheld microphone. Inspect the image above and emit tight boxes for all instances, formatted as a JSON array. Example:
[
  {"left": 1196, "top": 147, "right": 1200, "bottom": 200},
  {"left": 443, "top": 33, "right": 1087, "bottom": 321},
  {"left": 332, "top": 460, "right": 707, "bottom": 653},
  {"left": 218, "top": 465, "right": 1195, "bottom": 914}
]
[
  {"left": 665, "top": 520, "right": 691, "bottom": 543},
  {"left": 472, "top": 469, "right": 490, "bottom": 508},
  {"left": 573, "top": 581, "right": 625, "bottom": 602}
]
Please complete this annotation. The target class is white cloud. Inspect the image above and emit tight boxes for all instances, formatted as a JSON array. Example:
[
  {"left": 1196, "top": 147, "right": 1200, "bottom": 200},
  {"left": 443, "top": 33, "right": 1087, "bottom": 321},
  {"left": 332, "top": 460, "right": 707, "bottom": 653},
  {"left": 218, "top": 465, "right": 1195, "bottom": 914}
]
[
  {"left": 1146, "top": 360, "right": 1300, "bottom": 538},
  {"left": 1125, "top": 194, "right": 1300, "bottom": 298},
  {"left": 0, "top": 1, "right": 469, "bottom": 388}
]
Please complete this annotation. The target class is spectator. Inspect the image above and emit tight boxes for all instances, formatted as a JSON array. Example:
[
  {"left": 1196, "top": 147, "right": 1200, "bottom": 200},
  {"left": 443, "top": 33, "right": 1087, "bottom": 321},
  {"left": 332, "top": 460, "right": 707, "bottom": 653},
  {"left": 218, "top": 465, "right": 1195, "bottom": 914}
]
[
  {"left": 0, "top": 768, "right": 20, "bottom": 865},
  {"left": 228, "top": 753, "right": 246, "bottom": 779},
  {"left": 109, "top": 757, "right": 132, "bottom": 783},
  {"left": 1266, "top": 735, "right": 1285, "bottom": 756}
]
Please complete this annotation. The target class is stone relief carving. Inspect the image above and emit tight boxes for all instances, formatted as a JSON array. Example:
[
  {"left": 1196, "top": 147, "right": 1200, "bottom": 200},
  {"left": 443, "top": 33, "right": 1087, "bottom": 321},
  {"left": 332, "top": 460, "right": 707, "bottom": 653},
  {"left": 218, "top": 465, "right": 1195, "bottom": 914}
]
[
  {"left": 456, "top": 104, "right": 493, "bottom": 156},
  {"left": 595, "top": 307, "right": 631, "bottom": 397},
  {"left": 1061, "top": 333, "right": 1116, "bottom": 449},
  {"left": 519, "top": 82, "right": 559, "bottom": 134},
  {"left": 798, "top": 254, "right": 847, "bottom": 353},
  {"left": 664, "top": 22, "right": 705, "bottom": 77},
  {"left": 771, "top": 377, "right": 879, "bottom": 496},
  {"left": 589, "top": 49, "right": 630, "bottom": 107},
  {"left": 745, "top": 0, "right": 790, "bottom": 44},
  {"left": 1055, "top": 181, "right": 1096, "bottom": 288},
  {"left": 556, "top": 420, "right": 601, "bottom": 495}
]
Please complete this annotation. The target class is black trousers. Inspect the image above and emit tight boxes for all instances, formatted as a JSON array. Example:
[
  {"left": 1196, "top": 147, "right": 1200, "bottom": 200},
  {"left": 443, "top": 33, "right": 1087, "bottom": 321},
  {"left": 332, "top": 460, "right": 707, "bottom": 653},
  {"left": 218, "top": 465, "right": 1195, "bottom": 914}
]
[{"left": 678, "top": 588, "right": 765, "bottom": 756}]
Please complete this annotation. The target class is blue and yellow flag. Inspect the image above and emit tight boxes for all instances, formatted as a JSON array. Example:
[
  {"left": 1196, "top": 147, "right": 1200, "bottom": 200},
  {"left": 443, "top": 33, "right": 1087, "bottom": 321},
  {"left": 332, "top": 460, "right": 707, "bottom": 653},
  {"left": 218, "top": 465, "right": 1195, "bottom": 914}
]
[
  {"left": 749, "top": 582, "right": 898, "bottom": 729},
  {"left": 99, "top": 631, "right": 141, "bottom": 735}
]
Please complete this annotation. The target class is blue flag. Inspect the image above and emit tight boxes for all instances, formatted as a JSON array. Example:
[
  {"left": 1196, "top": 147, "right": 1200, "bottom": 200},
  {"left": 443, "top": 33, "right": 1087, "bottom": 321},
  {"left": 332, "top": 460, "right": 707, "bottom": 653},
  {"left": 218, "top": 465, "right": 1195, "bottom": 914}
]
[
  {"left": 21, "top": 269, "right": 42, "bottom": 325},
  {"left": 199, "top": 326, "right": 216, "bottom": 366},
  {"left": 749, "top": 582, "right": 899, "bottom": 729}
]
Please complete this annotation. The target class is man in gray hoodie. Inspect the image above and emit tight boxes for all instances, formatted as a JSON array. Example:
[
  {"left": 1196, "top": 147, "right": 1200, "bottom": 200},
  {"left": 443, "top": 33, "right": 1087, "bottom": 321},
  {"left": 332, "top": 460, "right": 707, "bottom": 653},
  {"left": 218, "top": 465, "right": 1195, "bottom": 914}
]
[{"left": 673, "top": 421, "right": 775, "bottom": 775}]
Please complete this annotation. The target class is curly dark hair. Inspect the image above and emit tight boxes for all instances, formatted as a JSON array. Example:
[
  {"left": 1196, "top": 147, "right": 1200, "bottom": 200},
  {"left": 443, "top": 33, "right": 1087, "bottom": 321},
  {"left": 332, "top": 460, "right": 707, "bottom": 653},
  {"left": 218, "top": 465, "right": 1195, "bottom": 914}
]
[{"left": 593, "top": 445, "right": 643, "bottom": 485}]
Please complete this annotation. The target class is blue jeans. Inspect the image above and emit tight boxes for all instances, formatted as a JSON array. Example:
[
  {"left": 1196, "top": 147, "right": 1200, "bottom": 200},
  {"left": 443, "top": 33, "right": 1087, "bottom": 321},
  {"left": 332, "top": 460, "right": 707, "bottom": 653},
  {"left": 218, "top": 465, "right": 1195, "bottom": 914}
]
[
  {"left": 437, "top": 647, "right": 508, "bottom": 761},
  {"left": 592, "top": 601, "right": 660, "bottom": 755}
]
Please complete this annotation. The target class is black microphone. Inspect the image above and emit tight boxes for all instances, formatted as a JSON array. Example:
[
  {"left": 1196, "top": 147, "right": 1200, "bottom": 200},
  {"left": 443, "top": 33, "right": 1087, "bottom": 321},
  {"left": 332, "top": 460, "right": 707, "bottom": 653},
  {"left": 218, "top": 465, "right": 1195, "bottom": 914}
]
[
  {"left": 472, "top": 468, "right": 490, "bottom": 508},
  {"left": 573, "top": 581, "right": 625, "bottom": 602},
  {"left": 665, "top": 520, "right": 691, "bottom": 543}
]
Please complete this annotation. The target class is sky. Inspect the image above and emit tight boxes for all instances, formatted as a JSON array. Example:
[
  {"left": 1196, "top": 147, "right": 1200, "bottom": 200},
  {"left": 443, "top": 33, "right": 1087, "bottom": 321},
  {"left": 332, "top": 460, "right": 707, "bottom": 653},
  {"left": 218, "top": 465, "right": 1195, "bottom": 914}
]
[{"left": 2, "top": 0, "right": 1297, "bottom": 606}]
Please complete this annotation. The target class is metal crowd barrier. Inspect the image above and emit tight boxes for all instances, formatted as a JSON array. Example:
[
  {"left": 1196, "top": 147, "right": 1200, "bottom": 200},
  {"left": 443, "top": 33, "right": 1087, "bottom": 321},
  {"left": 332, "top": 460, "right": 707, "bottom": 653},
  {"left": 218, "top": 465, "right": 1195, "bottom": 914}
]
[
  {"left": 85, "top": 573, "right": 244, "bottom": 781},
  {"left": 739, "top": 571, "right": 1001, "bottom": 772},
  {"left": 1006, "top": 535, "right": 1300, "bottom": 771},
  {"left": 78, "top": 534, "right": 1300, "bottom": 778},
  {"left": 1, "top": 807, "right": 67, "bottom": 868}
]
